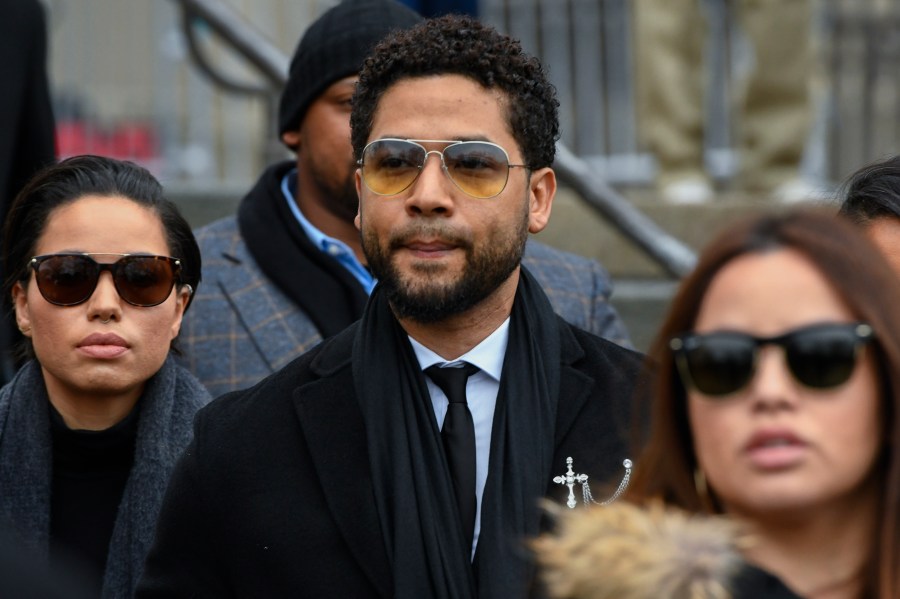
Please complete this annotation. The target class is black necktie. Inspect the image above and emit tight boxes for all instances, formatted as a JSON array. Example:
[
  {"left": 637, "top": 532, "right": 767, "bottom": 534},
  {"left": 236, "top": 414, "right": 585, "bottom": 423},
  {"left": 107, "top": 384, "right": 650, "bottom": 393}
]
[{"left": 425, "top": 362, "right": 480, "bottom": 550}]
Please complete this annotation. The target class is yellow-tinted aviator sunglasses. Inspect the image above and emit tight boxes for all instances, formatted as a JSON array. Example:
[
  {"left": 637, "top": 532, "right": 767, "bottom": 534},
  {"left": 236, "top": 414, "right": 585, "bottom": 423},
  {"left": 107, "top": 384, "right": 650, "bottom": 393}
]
[{"left": 358, "top": 138, "right": 529, "bottom": 199}]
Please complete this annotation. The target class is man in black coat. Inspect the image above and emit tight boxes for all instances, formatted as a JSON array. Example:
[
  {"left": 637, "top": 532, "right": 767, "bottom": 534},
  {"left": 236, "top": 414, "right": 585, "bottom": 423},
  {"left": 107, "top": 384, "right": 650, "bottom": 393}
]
[
  {"left": 0, "top": 0, "right": 56, "bottom": 382},
  {"left": 0, "top": 0, "right": 54, "bottom": 222},
  {"left": 138, "top": 14, "right": 646, "bottom": 598}
]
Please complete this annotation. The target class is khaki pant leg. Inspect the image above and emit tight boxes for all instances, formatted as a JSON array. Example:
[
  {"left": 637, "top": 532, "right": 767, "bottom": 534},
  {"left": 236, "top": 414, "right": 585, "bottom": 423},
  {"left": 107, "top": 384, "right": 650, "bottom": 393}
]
[
  {"left": 635, "top": 0, "right": 709, "bottom": 186},
  {"left": 738, "top": 0, "right": 813, "bottom": 191}
]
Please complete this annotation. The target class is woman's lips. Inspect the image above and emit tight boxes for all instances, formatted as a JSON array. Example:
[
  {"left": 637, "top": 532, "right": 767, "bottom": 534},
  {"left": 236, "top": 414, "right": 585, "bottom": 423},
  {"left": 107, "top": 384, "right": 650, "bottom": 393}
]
[
  {"left": 77, "top": 332, "right": 129, "bottom": 359},
  {"left": 743, "top": 429, "right": 809, "bottom": 470}
]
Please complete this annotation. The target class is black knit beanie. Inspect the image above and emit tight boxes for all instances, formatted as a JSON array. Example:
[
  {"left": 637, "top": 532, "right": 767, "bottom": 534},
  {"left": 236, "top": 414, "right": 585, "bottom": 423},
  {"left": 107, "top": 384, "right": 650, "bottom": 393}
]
[{"left": 278, "top": 0, "right": 422, "bottom": 140}]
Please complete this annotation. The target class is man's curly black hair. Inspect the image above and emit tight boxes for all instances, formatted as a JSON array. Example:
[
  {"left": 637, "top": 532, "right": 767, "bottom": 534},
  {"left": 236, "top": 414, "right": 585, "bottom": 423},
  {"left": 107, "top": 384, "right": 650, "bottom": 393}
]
[{"left": 350, "top": 14, "right": 560, "bottom": 170}]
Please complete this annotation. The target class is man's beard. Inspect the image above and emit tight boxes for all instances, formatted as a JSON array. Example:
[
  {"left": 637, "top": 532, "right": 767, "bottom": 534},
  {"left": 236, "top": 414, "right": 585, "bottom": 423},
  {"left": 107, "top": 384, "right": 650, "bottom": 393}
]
[
  {"left": 362, "top": 206, "right": 529, "bottom": 323},
  {"left": 312, "top": 164, "right": 359, "bottom": 223}
]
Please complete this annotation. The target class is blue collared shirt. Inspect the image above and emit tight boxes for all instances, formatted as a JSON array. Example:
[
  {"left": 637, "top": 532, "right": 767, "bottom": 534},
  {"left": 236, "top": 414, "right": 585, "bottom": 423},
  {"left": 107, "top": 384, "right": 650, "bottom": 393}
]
[
  {"left": 409, "top": 318, "right": 510, "bottom": 559},
  {"left": 281, "top": 169, "right": 376, "bottom": 294}
]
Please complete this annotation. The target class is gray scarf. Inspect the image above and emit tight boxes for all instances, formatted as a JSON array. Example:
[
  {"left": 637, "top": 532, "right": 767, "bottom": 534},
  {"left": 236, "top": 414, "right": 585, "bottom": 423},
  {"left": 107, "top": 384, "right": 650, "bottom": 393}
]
[{"left": 0, "top": 356, "right": 210, "bottom": 598}]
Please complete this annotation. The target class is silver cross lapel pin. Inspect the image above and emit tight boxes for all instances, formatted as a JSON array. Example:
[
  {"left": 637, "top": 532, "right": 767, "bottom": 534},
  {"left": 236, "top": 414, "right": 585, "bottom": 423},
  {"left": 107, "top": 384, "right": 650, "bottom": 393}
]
[
  {"left": 552, "top": 456, "right": 633, "bottom": 508},
  {"left": 553, "top": 456, "right": 588, "bottom": 509}
]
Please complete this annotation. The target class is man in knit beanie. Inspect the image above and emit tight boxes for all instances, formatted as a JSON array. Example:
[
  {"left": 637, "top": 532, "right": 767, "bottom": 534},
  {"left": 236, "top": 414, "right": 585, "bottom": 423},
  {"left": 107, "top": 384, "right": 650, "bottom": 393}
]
[{"left": 178, "top": 0, "right": 631, "bottom": 398}]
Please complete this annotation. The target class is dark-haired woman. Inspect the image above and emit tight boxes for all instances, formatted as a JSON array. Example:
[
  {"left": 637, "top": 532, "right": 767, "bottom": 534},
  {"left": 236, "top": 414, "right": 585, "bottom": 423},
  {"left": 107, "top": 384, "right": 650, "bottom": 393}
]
[
  {"left": 537, "top": 209, "right": 900, "bottom": 599},
  {"left": 0, "top": 155, "right": 210, "bottom": 598}
]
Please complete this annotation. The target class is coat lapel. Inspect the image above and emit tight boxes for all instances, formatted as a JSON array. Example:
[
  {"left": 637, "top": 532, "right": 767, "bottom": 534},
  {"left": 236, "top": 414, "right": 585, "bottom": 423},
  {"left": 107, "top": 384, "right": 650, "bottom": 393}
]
[
  {"left": 212, "top": 254, "right": 323, "bottom": 373},
  {"left": 547, "top": 325, "right": 636, "bottom": 507},
  {"left": 554, "top": 325, "right": 592, "bottom": 447},
  {"left": 292, "top": 362, "right": 392, "bottom": 598}
]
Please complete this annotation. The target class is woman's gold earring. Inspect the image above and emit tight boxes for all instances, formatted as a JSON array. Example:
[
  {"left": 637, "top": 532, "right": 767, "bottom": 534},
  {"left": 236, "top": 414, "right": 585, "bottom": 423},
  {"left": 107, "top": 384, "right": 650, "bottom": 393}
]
[{"left": 694, "top": 467, "right": 714, "bottom": 512}]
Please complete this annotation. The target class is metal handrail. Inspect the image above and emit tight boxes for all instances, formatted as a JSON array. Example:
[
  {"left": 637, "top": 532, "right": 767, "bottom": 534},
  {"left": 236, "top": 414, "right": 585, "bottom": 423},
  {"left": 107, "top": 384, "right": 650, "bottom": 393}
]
[
  {"left": 554, "top": 145, "right": 696, "bottom": 277},
  {"left": 181, "top": 12, "right": 270, "bottom": 95},
  {"left": 176, "top": 0, "right": 288, "bottom": 90},
  {"left": 169, "top": 0, "right": 697, "bottom": 278}
]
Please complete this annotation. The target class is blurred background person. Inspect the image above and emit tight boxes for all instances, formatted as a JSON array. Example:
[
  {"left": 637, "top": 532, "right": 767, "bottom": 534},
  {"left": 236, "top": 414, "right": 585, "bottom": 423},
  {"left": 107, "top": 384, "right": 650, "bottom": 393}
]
[
  {"left": 838, "top": 154, "right": 900, "bottom": 275},
  {"left": 593, "top": 210, "right": 900, "bottom": 597},
  {"left": 181, "top": 0, "right": 423, "bottom": 396},
  {"left": 0, "top": 156, "right": 209, "bottom": 598},
  {"left": 635, "top": 0, "right": 815, "bottom": 204},
  {"left": 0, "top": 0, "right": 56, "bottom": 384}
]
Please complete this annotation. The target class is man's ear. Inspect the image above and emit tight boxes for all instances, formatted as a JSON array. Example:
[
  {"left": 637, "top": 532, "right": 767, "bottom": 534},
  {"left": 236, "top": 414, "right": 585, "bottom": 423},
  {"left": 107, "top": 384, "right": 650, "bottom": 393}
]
[
  {"left": 527, "top": 167, "right": 556, "bottom": 234},
  {"left": 281, "top": 130, "right": 301, "bottom": 150}
]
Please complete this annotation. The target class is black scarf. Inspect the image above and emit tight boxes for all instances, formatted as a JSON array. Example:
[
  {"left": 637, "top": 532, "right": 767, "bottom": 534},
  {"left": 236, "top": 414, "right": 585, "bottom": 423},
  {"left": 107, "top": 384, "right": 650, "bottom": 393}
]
[
  {"left": 238, "top": 162, "right": 369, "bottom": 338},
  {"left": 353, "top": 267, "right": 561, "bottom": 598}
]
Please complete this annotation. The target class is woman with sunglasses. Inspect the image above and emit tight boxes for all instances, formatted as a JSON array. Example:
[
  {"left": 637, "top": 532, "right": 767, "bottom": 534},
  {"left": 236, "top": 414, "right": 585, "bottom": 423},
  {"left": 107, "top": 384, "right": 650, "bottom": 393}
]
[
  {"left": 536, "top": 209, "right": 900, "bottom": 598},
  {"left": 629, "top": 208, "right": 900, "bottom": 598},
  {"left": 0, "top": 155, "right": 209, "bottom": 598}
]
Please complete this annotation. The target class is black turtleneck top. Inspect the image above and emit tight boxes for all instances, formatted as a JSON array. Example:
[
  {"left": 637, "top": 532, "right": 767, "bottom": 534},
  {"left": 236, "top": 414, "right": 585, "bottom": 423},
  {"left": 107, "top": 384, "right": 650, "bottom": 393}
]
[{"left": 47, "top": 400, "right": 140, "bottom": 593}]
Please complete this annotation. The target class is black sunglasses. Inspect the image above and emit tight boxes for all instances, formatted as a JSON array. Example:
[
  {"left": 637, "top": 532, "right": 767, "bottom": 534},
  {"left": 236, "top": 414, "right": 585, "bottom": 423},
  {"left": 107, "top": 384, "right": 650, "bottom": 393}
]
[
  {"left": 358, "top": 138, "right": 529, "bottom": 199},
  {"left": 29, "top": 253, "right": 182, "bottom": 307},
  {"left": 670, "top": 322, "right": 874, "bottom": 397}
]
